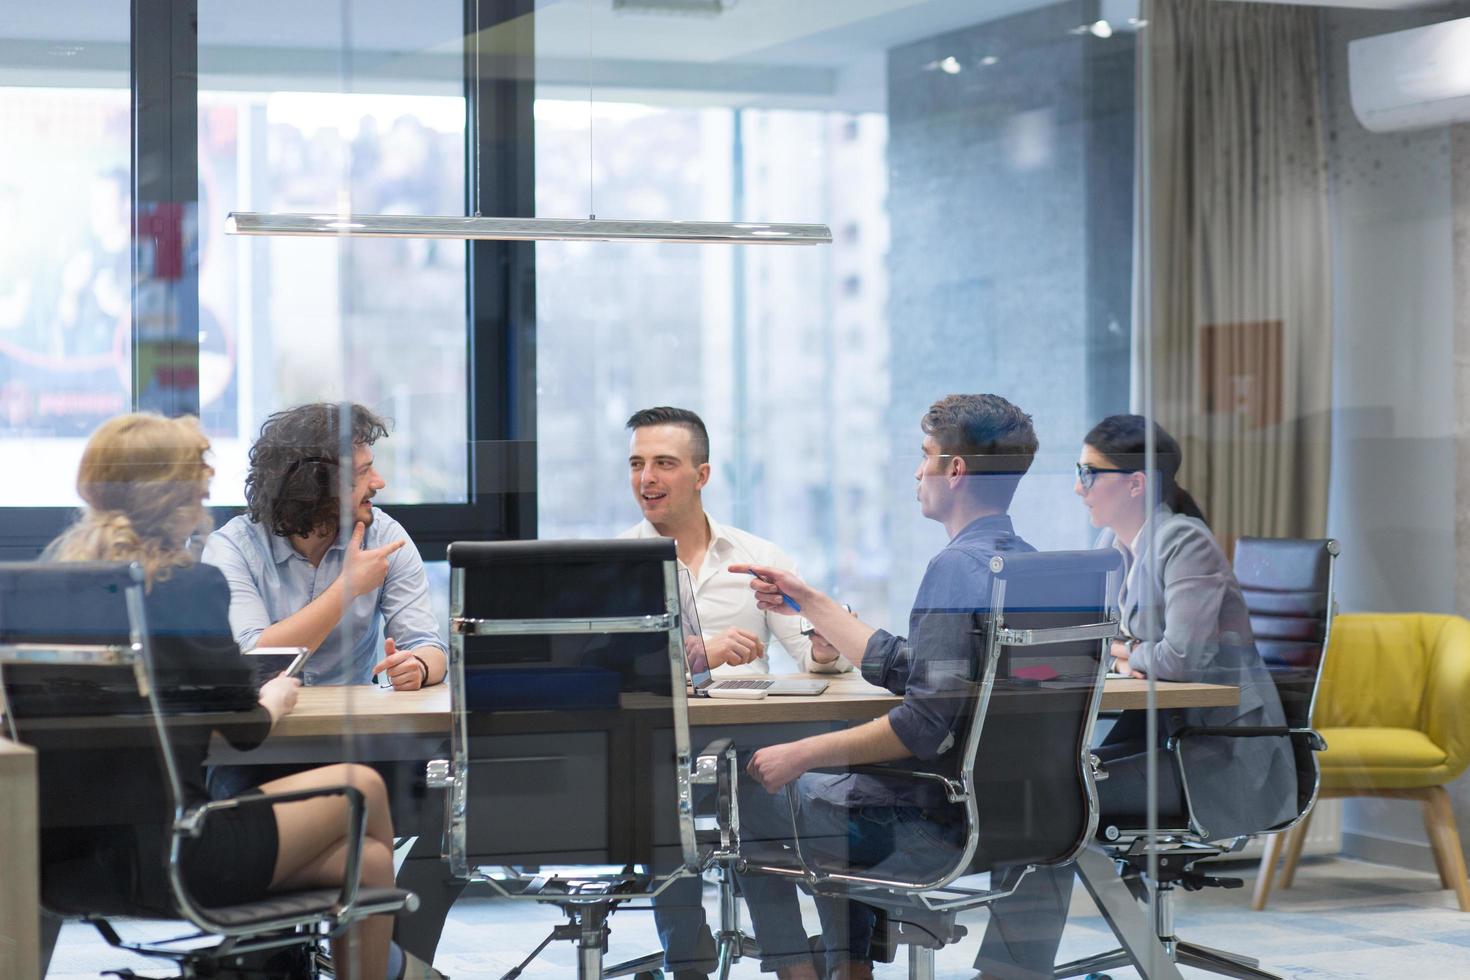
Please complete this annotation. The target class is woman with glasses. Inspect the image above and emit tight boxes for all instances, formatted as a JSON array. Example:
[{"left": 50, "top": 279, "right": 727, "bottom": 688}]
[
  {"left": 1068, "top": 414, "right": 1295, "bottom": 831},
  {"left": 975, "top": 414, "right": 1296, "bottom": 978}
]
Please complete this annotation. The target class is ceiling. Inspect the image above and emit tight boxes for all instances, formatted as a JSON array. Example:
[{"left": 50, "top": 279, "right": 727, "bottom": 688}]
[{"left": 0, "top": 0, "right": 1449, "bottom": 110}]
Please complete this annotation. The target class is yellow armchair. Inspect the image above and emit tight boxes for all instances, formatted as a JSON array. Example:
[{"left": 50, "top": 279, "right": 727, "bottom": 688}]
[{"left": 1255, "top": 613, "right": 1470, "bottom": 910}]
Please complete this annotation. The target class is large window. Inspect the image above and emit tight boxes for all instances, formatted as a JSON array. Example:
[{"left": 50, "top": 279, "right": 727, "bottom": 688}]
[
  {"left": 195, "top": 90, "right": 469, "bottom": 504},
  {"left": 0, "top": 4, "right": 130, "bottom": 507},
  {"left": 536, "top": 101, "right": 895, "bottom": 618},
  {"left": 197, "top": 1, "right": 470, "bottom": 505},
  {"left": 533, "top": 3, "right": 1134, "bottom": 627},
  {"left": 0, "top": 0, "right": 507, "bottom": 554}
]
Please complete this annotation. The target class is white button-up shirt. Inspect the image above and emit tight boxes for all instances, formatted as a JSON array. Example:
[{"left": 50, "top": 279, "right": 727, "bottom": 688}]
[{"left": 620, "top": 514, "right": 851, "bottom": 677}]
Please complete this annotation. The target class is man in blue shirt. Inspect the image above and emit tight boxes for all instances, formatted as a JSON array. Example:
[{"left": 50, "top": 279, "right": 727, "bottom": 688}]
[
  {"left": 203, "top": 403, "right": 451, "bottom": 977},
  {"left": 202, "top": 402, "right": 446, "bottom": 688},
  {"left": 730, "top": 393, "right": 1038, "bottom": 980}
]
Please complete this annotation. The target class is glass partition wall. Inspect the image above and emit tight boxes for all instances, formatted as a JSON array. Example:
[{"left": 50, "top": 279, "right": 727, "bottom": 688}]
[{"left": 6, "top": 0, "right": 1470, "bottom": 977}]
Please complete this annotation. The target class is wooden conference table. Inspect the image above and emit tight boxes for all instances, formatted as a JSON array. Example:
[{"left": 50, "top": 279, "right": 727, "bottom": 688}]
[
  {"left": 0, "top": 674, "right": 1237, "bottom": 980},
  {"left": 271, "top": 672, "right": 1239, "bottom": 738}
]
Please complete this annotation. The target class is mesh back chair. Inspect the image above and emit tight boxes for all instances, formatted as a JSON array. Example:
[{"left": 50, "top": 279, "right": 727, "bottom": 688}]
[
  {"left": 1055, "top": 538, "right": 1338, "bottom": 980},
  {"left": 426, "top": 539, "right": 736, "bottom": 980},
  {"left": 741, "top": 549, "right": 1122, "bottom": 980},
  {"left": 1234, "top": 537, "right": 1341, "bottom": 911},
  {"left": 0, "top": 561, "right": 416, "bottom": 978}
]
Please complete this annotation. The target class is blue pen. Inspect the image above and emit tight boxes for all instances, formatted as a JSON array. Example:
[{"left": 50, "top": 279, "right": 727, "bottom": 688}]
[{"left": 748, "top": 571, "right": 801, "bottom": 612}]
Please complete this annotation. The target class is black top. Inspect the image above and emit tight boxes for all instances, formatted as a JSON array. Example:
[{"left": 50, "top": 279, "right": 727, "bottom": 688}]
[
  {"left": 145, "top": 563, "right": 273, "bottom": 806},
  {"left": 3, "top": 561, "right": 271, "bottom": 915}
]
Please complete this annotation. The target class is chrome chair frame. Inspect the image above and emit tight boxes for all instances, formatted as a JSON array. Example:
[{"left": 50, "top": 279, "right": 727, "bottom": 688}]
[
  {"left": 1055, "top": 538, "right": 1340, "bottom": 980},
  {"left": 429, "top": 542, "right": 724, "bottom": 980},
  {"left": 0, "top": 561, "right": 414, "bottom": 976},
  {"left": 743, "top": 550, "right": 1123, "bottom": 980}
]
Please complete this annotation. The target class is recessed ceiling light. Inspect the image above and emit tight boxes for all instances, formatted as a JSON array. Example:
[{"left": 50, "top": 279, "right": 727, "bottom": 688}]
[
  {"left": 939, "top": 56, "right": 963, "bottom": 74},
  {"left": 1090, "top": 19, "right": 1114, "bottom": 38},
  {"left": 980, "top": 55, "right": 999, "bottom": 67}
]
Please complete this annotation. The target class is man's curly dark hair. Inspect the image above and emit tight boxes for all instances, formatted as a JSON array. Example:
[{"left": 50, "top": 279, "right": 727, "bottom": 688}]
[{"left": 244, "top": 403, "right": 391, "bottom": 538}]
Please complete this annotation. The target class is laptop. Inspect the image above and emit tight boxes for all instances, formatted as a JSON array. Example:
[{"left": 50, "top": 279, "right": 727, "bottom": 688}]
[{"left": 678, "top": 568, "right": 829, "bottom": 699}]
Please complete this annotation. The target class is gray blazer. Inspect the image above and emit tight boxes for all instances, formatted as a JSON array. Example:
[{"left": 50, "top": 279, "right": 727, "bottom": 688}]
[{"left": 1101, "top": 507, "right": 1297, "bottom": 840}]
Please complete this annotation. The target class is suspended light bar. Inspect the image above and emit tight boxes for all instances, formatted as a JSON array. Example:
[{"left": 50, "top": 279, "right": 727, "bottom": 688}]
[{"left": 224, "top": 212, "right": 831, "bottom": 245}]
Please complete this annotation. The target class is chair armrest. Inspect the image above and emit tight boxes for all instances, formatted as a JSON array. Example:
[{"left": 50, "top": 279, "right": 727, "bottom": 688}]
[
  {"left": 180, "top": 784, "right": 368, "bottom": 917},
  {"left": 1165, "top": 726, "right": 1327, "bottom": 752},
  {"left": 693, "top": 737, "right": 734, "bottom": 784},
  {"left": 693, "top": 738, "right": 739, "bottom": 846},
  {"left": 805, "top": 763, "right": 967, "bottom": 803}
]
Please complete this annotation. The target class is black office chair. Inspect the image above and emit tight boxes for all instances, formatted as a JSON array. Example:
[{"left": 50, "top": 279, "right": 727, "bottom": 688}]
[
  {"left": 1054, "top": 537, "right": 1339, "bottom": 980},
  {"left": 0, "top": 561, "right": 417, "bottom": 978},
  {"left": 425, "top": 539, "right": 737, "bottom": 980},
  {"left": 1235, "top": 537, "right": 1341, "bottom": 910},
  {"left": 739, "top": 549, "right": 1123, "bottom": 980}
]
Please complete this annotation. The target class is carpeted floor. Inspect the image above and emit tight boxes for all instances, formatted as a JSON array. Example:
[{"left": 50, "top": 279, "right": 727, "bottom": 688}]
[{"left": 44, "top": 856, "right": 1470, "bottom": 978}]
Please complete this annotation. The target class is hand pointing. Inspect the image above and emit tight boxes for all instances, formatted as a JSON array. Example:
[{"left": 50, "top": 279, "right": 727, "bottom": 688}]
[{"left": 344, "top": 522, "right": 405, "bottom": 598}]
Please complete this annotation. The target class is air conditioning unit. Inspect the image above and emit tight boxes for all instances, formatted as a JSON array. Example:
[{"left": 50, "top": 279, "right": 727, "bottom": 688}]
[{"left": 1349, "top": 15, "right": 1470, "bottom": 133}]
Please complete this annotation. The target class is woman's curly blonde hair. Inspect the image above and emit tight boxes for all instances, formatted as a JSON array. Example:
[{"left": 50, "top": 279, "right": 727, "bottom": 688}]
[{"left": 45, "top": 413, "right": 215, "bottom": 589}]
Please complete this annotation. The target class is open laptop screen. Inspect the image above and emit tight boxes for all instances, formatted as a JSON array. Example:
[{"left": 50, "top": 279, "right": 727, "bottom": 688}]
[{"left": 679, "top": 567, "right": 710, "bottom": 688}]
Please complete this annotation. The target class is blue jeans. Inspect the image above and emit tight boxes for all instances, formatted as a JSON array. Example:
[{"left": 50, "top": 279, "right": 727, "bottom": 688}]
[
  {"left": 652, "top": 875, "right": 717, "bottom": 975},
  {"left": 737, "top": 775, "right": 962, "bottom": 975}
]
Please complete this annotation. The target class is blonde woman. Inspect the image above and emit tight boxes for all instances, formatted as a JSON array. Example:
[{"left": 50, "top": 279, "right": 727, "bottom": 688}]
[{"left": 47, "top": 413, "right": 398, "bottom": 979}]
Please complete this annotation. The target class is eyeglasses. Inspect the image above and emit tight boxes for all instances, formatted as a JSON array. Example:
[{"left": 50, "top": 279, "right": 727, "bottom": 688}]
[{"left": 1075, "top": 461, "right": 1134, "bottom": 490}]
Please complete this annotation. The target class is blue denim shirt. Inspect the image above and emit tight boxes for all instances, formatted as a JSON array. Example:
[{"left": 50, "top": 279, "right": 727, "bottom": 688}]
[
  {"left": 809, "top": 513, "right": 1034, "bottom": 810},
  {"left": 200, "top": 509, "right": 445, "bottom": 685}
]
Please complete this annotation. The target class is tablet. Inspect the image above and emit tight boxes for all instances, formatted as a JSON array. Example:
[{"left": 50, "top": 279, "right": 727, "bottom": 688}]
[{"left": 243, "top": 646, "right": 311, "bottom": 682}]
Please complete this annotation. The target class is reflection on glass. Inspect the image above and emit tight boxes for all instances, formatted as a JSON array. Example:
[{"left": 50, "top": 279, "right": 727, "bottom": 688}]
[
  {"left": 537, "top": 102, "right": 891, "bottom": 617},
  {"left": 197, "top": 0, "right": 469, "bottom": 504},
  {"left": 0, "top": 86, "right": 131, "bottom": 506}
]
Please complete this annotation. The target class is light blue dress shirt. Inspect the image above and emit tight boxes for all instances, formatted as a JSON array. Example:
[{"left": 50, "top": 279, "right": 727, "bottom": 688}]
[{"left": 201, "top": 508, "right": 446, "bottom": 686}]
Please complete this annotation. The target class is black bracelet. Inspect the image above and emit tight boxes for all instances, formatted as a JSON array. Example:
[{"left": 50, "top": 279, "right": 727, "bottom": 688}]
[{"left": 411, "top": 654, "right": 430, "bottom": 685}]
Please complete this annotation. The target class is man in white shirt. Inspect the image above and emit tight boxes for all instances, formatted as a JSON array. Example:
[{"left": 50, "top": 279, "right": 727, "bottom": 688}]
[
  {"left": 620, "top": 406, "right": 851, "bottom": 676},
  {"left": 620, "top": 406, "right": 850, "bottom": 980}
]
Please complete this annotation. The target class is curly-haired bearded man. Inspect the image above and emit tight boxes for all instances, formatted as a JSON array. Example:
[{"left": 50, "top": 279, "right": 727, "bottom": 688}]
[{"left": 202, "top": 401, "right": 446, "bottom": 690}]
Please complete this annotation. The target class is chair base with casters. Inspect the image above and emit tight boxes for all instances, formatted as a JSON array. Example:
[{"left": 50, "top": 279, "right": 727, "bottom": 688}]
[
  {"left": 80, "top": 886, "right": 418, "bottom": 980},
  {"left": 864, "top": 903, "right": 971, "bottom": 980},
  {"left": 602, "top": 860, "right": 761, "bottom": 980},
  {"left": 1054, "top": 838, "right": 1281, "bottom": 980},
  {"left": 1255, "top": 784, "right": 1470, "bottom": 912},
  {"left": 490, "top": 875, "right": 654, "bottom": 980}
]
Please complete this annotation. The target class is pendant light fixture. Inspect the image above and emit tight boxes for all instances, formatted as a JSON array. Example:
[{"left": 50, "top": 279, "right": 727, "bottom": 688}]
[
  {"left": 225, "top": 5, "right": 830, "bottom": 246},
  {"left": 224, "top": 213, "right": 831, "bottom": 244}
]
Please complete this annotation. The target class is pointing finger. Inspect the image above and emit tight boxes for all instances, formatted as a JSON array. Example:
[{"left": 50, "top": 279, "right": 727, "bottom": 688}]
[
  {"left": 375, "top": 539, "right": 408, "bottom": 557},
  {"left": 350, "top": 522, "right": 366, "bottom": 549}
]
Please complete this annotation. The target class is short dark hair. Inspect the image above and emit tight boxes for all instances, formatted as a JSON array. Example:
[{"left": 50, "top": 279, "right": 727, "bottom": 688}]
[
  {"left": 625, "top": 406, "right": 710, "bottom": 466},
  {"left": 244, "top": 402, "right": 391, "bottom": 538},
  {"left": 921, "top": 393, "right": 1038, "bottom": 509}
]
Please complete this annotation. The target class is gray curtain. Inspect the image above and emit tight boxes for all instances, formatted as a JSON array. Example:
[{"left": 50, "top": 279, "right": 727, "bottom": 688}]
[{"left": 1139, "top": 0, "right": 1333, "bottom": 545}]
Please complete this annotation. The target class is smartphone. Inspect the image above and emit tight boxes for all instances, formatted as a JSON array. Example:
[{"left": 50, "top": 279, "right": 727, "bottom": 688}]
[
  {"left": 800, "top": 603, "right": 853, "bottom": 636},
  {"left": 243, "top": 645, "right": 311, "bottom": 682}
]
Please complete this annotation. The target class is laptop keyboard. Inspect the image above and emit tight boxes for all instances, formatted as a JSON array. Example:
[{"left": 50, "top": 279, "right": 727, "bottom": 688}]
[{"left": 712, "top": 679, "right": 774, "bottom": 690}]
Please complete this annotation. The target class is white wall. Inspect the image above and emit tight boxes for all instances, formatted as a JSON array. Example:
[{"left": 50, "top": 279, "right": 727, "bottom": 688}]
[{"left": 1323, "top": 2, "right": 1470, "bottom": 870}]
